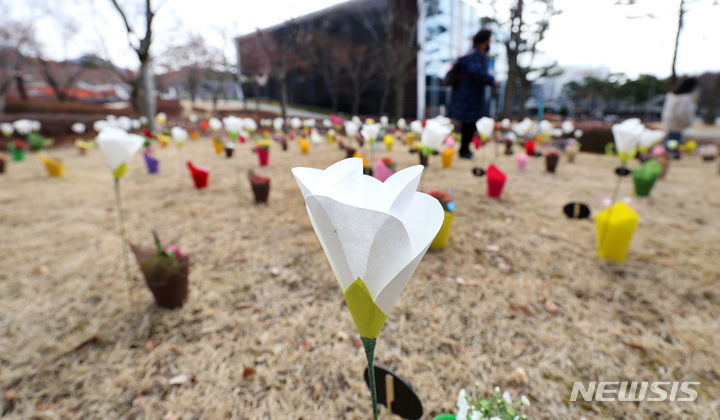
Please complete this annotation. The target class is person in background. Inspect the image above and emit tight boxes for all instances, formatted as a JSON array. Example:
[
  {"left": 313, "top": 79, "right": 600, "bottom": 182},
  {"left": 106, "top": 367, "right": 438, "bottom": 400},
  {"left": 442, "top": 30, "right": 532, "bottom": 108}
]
[
  {"left": 661, "top": 77, "right": 698, "bottom": 159},
  {"left": 448, "top": 29, "right": 498, "bottom": 159}
]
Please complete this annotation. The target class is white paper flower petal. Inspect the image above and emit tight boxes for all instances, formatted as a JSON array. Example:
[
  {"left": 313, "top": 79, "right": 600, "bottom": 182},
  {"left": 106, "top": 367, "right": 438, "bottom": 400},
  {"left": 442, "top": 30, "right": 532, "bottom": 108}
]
[
  {"left": 476, "top": 117, "right": 495, "bottom": 137},
  {"left": 96, "top": 127, "right": 144, "bottom": 171}
]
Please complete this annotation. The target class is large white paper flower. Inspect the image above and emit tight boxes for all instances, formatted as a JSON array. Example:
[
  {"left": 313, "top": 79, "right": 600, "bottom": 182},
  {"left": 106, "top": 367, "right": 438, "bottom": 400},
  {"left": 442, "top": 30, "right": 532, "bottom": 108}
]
[
  {"left": 361, "top": 123, "right": 381, "bottom": 144},
  {"left": 476, "top": 117, "right": 495, "bottom": 139},
  {"left": 539, "top": 119, "right": 553, "bottom": 136},
  {"left": 397, "top": 118, "right": 407, "bottom": 131},
  {"left": 71, "top": 122, "right": 86, "bottom": 134},
  {"left": 290, "top": 117, "right": 302, "bottom": 129},
  {"left": 189, "top": 114, "right": 198, "bottom": 124},
  {"left": 344, "top": 121, "right": 360, "bottom": 138},
  {"left": 273, "top": 117, "right": 284, "bottom": 131},
  {"left": 561, "top": 120, "right": 575, "bottom": 134},
  {"left": 612, "top": 118, "right": 645, "bottom": 162},
  {"left": 422, "top": 118, "right": 453, "bottom": 150},
  {"left": 292, "top": 158, "right": 443, "bottom": 338},
  {"left": 637, "top": 128, "right": 665, "bottom": 152},
  {"left": 13, "top": 119, "right": 35, "bottom": 136},
  {"left": 1, "top": 122, "right": 13, "bottom": 137},
  {"left": 310, "top": 128, "right": 323, "bottom": 145},
  {"left": 222, "top": 116, "right": 243, "bottom": 134},
  {"left": 243, "top": 118, "right": 258, "bottom": 132},
  {"left": 513, "top": 118, "right": 534, "bottom": 137},
  {"left": 501, "top": 118, "right": 511, "bottom": 129},
  {"left": 380, "top": 116, "right": 389, "bottom": 128},
  {"left": 171, "top": 126, "right": 188, "bottom": 145},
  {"left": 96, "top": 127, "right": 144, "bottom": 179},
  {"left": 303, "top": 118, "right": 315, "bottom": 128},
  {"left": 208, "top": 117, "right": 223, "bottom": 132},
  {"left": 131, "top": 119, "right": 141, "bottom": 130}
]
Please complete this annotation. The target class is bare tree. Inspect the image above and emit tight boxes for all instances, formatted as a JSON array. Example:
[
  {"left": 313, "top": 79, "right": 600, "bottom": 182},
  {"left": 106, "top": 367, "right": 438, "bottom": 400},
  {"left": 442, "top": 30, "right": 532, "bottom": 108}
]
[
  {"left": 159, "top": 35, "right": 223, "bottom": 103},
  {"left": 108, "top": 0, "right": 160, "bottom": 130},
  {"left": 357, "top": 0, "right": 419, "bottom": 118},
  {"left": 255, "top": 23, "right": 296, "bottom": 120},
  {"left": 0, "top": 20, "right": 35, "bottom": 104},
  {"left": 337, "top": 44, "right": 379, "bottom": 115}
]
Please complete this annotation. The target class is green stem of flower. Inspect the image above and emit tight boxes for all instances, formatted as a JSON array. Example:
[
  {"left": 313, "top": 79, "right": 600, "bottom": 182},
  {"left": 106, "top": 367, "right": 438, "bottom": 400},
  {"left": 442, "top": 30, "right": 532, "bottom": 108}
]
[
  {"left": 114, "top": 179, "right": 132, "bottom": 304},
  {"left": 361, "top": 336, "right": 378, "bottom": 420}
]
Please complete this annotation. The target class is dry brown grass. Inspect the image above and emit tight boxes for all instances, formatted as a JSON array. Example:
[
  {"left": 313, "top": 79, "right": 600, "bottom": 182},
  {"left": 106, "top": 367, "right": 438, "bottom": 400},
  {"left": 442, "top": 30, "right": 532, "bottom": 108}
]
[{"left": 1, "top": 137, "right": 719, "bottom": 419}]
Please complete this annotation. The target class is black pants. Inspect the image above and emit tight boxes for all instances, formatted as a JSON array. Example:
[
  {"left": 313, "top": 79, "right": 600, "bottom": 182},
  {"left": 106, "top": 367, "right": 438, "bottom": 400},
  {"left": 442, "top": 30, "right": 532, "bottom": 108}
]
[{"left": 460, "top": 122, "right": 476, "bottom": 155}]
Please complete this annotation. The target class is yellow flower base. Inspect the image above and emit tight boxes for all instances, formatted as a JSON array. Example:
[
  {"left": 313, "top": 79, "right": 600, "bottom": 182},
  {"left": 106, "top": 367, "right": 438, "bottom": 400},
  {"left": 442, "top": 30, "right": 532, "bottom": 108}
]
[
  {"left": 441, "top": 149, "right": 453, "bottom": 168},
  {"left": 40, "top": 154, "right": 65, "bottom": 177},
  {"left": 430, "top": 211, "right": 454, "bottom": 250},
  {"left": 595, "top": 201, "right": 639, "bottom": 263}
]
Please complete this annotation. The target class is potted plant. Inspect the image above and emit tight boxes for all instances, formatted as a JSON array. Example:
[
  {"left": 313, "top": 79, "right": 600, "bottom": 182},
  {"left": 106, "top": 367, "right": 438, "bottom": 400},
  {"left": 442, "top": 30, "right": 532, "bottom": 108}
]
[
  {"left": 441, "top": 148, "right": 454, "bottom": 168},
  {"left": 428, "top": 190, "right": 455, "bottom": 250},
  {"left": 256, "top": 139, "right": 271, "bottom": 166},
  {"left": 545, "top": 148, "right": 560, "bottom": 173},
  {"left": 248, "top": 170, "right": 270, "bottom": 204},
  {"left": 130, "top": 231, "right": 190, "bottom": 309},
  {"left": 486, "top": 164, "right": 507, "bottom": 198},
  {"left": 187, "top": 161, "right": 209, "bottom": 189},
  {"left": 8, "top": 140, "right": 26, "bottom": 162},
  {"left": 632, "top": 159, "right": 663, "bottom": 197},
  {"left": 143, "top": 149, "right": 160, "bottom": 174},
  {"left": 373, "top": 157, "right": 396, "bottom": 182}
]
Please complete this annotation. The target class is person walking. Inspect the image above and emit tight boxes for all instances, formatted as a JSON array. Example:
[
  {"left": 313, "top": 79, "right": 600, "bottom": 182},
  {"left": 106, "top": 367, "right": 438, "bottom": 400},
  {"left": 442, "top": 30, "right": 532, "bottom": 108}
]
[
  {"left": 447, "top": 28, "right": 497, "bottom": 159},
  {"left": 661, "top": 77, "right": 698, "bottom": 159}
]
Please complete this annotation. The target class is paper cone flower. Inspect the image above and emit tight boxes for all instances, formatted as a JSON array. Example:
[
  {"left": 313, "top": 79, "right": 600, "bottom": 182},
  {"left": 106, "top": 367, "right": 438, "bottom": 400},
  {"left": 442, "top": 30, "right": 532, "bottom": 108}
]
[
  {"left": 637, "top": 128, "right": 665, "bottom": 153},
  {"left": 513, "top": 118, "right": 534, "bottom": 138},
  {"left": 96, "top": 127, "right": 144, "bottom": 179},
  {"left": 310, "top": 129, "right": 323, "bottom": 145},
  {"left": 243, "top": 118, "right": 258, "bottom": 133},
  {"left": 397, "top": 118, "right": 407, "bottom": 131},
  {"left": 422, "top": 118, "right": 452, "bottom": 151},
  {"left": 476, "top": 117, "right": 494, "bottom": 140},
  {"left": 327, "top": 129, "right": 336, "bottom": 144},
  {"left": 516, "top": 153, "right": 528, "bottom": 170},
  {"left": 13, "top": 119, "right": 35, "bottom": 136},
  {"left": 74, "top": 140, "right": 94, "bottom": 154},
  {"left": 299, "top": 137, "right": 310, "bottom": 154},
  {"left": 361, "top": 123, "right": 381, "bottom": 145},
  {"left": 290, "top": 118, "right": 302, "bottom": 130},
  {"left": 1, "top": 122, "right": 13, "bottom": 137},
  {"left": 155, "top": 112, "right": 167, "bottom": 125},
  {"left": 373, "top": 158, "right": 396, "bottom": 182},
  {"left": 632, "top": 159, "right": 662, "bottom": 197},
  {"left": 40, "top": 154, "right": 65, "bottom": 177},
  {"left": 157, "top": 133, "right": 170, "bottom": 148},
  {"left": 441, "top": 148, "right": 454, "bottom": 168},
  {"left": 428, "top": 191, "right": 455, "bottom": 250},
  {"left": 486, "top": 164, "right": 506, "bottom": 198},
  {"left": 539, "top": 120, "right": 553, "bottom": 138},
  {"left": 71, "top": 122, "right": 86, "bottom": 135},
  {"left": 611, "top": 118, "right": 644, "bottom": 162},
  {"left": 256, "top": 140, "right": 271, "bottom": 166},
  {"left": 171, "top": 126, "right": 188, "bottom": 147},
  {"left": 595, "top": 201, "right": 638, "bottom": 263},
  {"left": 524, "top": 140, "right": 535, "bottom": 156},
  {"left": 130, "top": 242, "right": 189, "bottom": 309},
  {"left": 409, "top": 120, "right": 423, "bottom": 134},
  {"left": 209, "top": 117, "right": 223, "bottom": 132},
  {"left": 382, "top": 134, "right": 394, "bottom": 151},
  {"left": 224, "top": 143, "right": 235, "bottom": 158},
  {"left": 291, "top": 158, "right": 444, "bottom": 339},
  {"left": 143, "top": 151, "right": 160, "bottom": 174},
  {"left": 561, "top": 120, "right": 575, "bottom": 135},
  {"left": 344, "top": 121, "right": 360, "bottom": 138},
  {"left": 187, "top": 161, "right": 209, "bottom": 189}
]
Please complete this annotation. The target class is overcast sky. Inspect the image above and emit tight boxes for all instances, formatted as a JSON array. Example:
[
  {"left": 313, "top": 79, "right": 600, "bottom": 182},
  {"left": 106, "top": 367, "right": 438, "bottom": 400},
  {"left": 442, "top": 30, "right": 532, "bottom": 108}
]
[{"left": 4, "top": 0, "right": 719, "bottom": 79}]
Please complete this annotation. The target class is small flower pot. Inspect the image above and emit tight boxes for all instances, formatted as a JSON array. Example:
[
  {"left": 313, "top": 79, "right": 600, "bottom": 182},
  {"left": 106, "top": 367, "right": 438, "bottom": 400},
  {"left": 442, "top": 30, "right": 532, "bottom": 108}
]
[
  {"left": 545, "top": 153, "right": 559, "bottom": 173},
  {"left": 516, "top": 153, "right": 528, "bottom": 170},
  {"left": 213, "top": 138, "right": 224, "bottom": 155},
  {"left": 486, "top": 164, "right": 506, "bottom": 199},
  {"left": 249, "top": 172, "right": 270, "bottom": 204},
  {"left": 189, "top": 130, "right": 200, "bottom": 140},
  {"left": 299, "top": 139, "right": 310, "bottom": 154},
  {"left": 566, "top": 144, "right": 579, "bottom": 163},
  {"left": 373, "top": 160, "right": 395, "bottom": 182},
  {"left": 256, "top": 146, "right": 270, "bottom": 166},
  {"left": 10, "top": 147, "right": 25, "bottom": 162},
  {"left": 281, "top": 140, "right": 288, "bottom": 151},
  {"left": 472, "top": 136, "right": 481, "bottom": 149},
  {"left": 0, "top": 158, "right": 5, "bottom": 174},
  {"left": 430, "top": 211, "right": 454, "bottom": 250},
  {"left": 702, "top": 155, "right": 716, "bottom": 162},
  {"left": 524, "top": 140, "right": 535, "bottom": 156},
  {"left": 130, "top": 244, "right": 189, "bottom": 309},
  {"left": 143, "top": 152, "right": 160, "bottom": 174},
  {"left": 595, "top": 201, "right": 638, "bottom": 263},
  {"left": 504, "top": 140, "right": 513, "bottom": 155},
  {"left": 441, "top": 149, "right": 453, "bottom": 168},
  {"left": 345, "top": 147, "right": 356, "bottom": 159},
  {"left": 632, "top": 159, "right": 662, "bottom": 197},
  {"left": 187, "top": 161, "right": 209, "bottom": 189},
  {"left": 224, "top": 144, "right": 235, "bottom": 158},
  {"left": 40, "top": 154, "right": 65, "bottom": 177}
]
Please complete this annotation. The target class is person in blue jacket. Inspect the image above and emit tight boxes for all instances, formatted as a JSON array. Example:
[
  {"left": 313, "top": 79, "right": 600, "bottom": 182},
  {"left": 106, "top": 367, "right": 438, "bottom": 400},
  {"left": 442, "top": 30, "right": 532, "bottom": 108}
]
[{"left": 448, "top": 29, "right": 497, "bottom": 159}]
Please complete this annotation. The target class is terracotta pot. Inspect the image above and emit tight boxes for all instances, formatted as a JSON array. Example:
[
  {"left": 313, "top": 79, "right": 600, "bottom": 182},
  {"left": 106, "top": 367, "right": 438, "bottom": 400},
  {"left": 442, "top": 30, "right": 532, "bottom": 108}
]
[
  {"left": 130, "top": 244, "right": 189, "bottom": 309},
  {"left": 545, "top": 153, "right": 559, "bottom": 173},
  {"left": 504, "top": 140, "right": 513, "bottom": 155},
  {"left": 249, "top": 172, "right": 270, "bottom": 204}
]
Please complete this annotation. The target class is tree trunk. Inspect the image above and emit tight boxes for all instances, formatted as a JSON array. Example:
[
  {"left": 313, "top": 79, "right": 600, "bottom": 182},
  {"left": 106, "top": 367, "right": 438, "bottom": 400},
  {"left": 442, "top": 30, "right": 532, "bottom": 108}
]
[
  {"left": 517, "top": 79, "right": 529, "bottom": 120},
  {"left": 671, "top": 0, "right": 685, "bottom": 84},
  {"left": 15, "top": 75, "right": 27, "bottom": 100},
  {"left": 141, "top": 57, "right": 156, "bottom": 131},
  {"left": 279, "top": 76, "right": 288, "bottom": 121},
  {"left": 352, "top": 87, "right": 361, "bottom": 115},
  {"left": 704, "top": 75, "right": 720, "bottom": 125},
  {"left": 393, "top": 76, "right": 406, "bottom": 119},
  {"left": 378, "top": 76, "right": 391, "bottom": 117}
]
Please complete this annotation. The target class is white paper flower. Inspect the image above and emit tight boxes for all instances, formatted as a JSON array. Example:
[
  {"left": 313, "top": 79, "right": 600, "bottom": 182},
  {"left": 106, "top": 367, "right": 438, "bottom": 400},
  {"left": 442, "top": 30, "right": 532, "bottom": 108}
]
[
  {"left": 323, "top": 118, "right": 332, "bottom": 128},
  {"left": 476, "top": 117, "right": 495, "bottom": 139},
  {"left": 422, "top": 118, "right": 453, "bottom": 150},
  {"left": 1, "top": 122, "right": 13, "bottom": 137},
  {"left": 352, "top": 115, "right": 362, "bottom": 126},
  {"left": 171, "top": 126, "right": 188, "bottom": 144},
  {"left": 243, "top": 118, "right": 258, "bottom": 132},
  {"left": 520, "top": 395, "right": 530, "bottom": 406},
  {"left": 501, "top": 118, "right": 511, "bottom": 129},
  {"left": 131, "top": 119, "right": 141, "bottom": 130},
  {"left": 96, "top": 127, "right": 144, "bottom": 179},
  {"left": 361, "top": 123, "right": 381, "bottom": 144},
  {"left": 539, "top": 119, "right": 553, "bottom": 136},
  {"left": 155, "top": 112, "right": 167, "bottom": 124},
  {"left": 273, "top": 117, "right": 284, "bottom": 131},
  {"left": 93, "top": 120, "right": 108, "bottom": 133},
  {"left": 612, "top": 118, "right": 645, "bottom": 162},
  {"left": 139, "top": 115, "right": 148, "bottom": 125},
  {"left": 409, "top": 120, "right": 423, "bottom": 134},
  {"left": 31, "top": 120, "right": 41, "bottom": 132},
  {"left": 303, "top": 119, "right": 315, "bottom": 128},
  {"left": 380, "top": 116, "right": 389, "bottom": 128},
  {"left": 513, "top": 118, "right": 534, "bottom": 137},
  {"left": 574, "top": 129, "right": 583, "bottom": 139},
  {"left": 502, "top": 391, "right": 512, "bottom": 404},
  {"left": 13, "top": 119, "right": 35, "bottom": 136},
  {"left": 551, "top": 128, "right": 563, "bottom": 138},
  {"left": 209, "top": 117, "right": 223, "bottom": 132},
  {"left": 637, "top": 128, "right": 665, "bottom": 151},
  {"left": 189, "top": 114, "right": 198, "bottom": 124},
  {"left": 290, "top": 117, "right": 302, "bottom": 129},
  {"left": 561, "top": 120, "right": 575, "bottom": 134},
  {"left": 291, "top": 158, "right": 443, "bottom": 338},
  {"left": 71, "top": 122, "right": 86, "bottom": 135},
  {"left": 344, "top": 121, "right": 360, "bottom": 138},
  {"left": 456, "top": 388, "right": 469, "bottom": 420},
  {"left": 310, "top": 128, "right": 323, "bottom": 145},
  {"left": 222, "top": 116, "right": 243, "bottom": 133},
  {"left": 397, "top": 118, "right": 407, "bottom": 131}
]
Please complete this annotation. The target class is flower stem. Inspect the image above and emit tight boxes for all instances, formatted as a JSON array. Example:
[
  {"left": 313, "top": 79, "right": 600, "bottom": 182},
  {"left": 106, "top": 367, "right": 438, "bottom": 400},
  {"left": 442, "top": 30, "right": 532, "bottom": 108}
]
[
  {"left": 114, "top": 179, "right": 132, "bottom": 304},
  {"left": 361, "top": 336, "right": 378, "bottom": 420}
]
